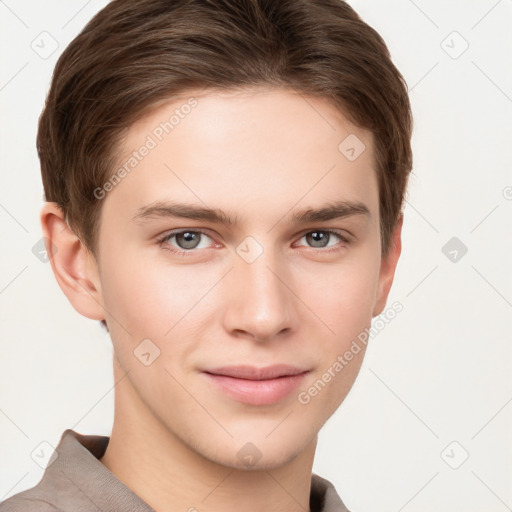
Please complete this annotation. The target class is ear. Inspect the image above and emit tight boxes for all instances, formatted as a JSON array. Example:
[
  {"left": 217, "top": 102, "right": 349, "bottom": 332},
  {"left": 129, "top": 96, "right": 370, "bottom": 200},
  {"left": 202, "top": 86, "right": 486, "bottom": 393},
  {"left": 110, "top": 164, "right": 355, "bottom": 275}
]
[
  {"left": 372, "top": 214, "right": 403, "bottom": 316},
  {"left": 40, "top": 202, "right": 106, "bottom": 321}
]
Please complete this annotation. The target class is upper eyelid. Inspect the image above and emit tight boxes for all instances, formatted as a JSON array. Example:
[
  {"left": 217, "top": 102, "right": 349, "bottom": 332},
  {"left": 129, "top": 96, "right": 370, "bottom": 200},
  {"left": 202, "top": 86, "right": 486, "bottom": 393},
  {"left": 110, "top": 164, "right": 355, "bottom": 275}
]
[
  {"left": 300, "top": 227, "right": 351, "bottom": 237},
  {"left": 158, "top": 228, "right": 214, "bottom": 244}
]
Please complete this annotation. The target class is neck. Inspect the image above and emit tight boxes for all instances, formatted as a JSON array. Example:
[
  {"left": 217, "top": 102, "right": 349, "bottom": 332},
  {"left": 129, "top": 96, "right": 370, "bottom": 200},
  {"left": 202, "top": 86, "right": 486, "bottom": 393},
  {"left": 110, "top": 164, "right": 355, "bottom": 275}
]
[{"left": 100, "top": 355, "right": 317, "bottom": 512}]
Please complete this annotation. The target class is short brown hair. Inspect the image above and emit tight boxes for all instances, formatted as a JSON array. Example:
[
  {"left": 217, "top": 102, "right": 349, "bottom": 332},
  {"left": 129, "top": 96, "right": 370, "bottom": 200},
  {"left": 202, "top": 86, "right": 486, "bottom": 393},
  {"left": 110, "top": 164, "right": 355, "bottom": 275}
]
[{"left": 38, "top": 0, "right": 412, "bottom": 260}]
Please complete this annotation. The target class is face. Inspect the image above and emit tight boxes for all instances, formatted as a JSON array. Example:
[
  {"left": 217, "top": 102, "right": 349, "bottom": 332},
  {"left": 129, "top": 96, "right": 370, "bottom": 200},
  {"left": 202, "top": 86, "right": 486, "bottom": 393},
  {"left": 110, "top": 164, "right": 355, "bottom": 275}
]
[{"left": 88, "top": 87, "right": 397, "bottom": 469}]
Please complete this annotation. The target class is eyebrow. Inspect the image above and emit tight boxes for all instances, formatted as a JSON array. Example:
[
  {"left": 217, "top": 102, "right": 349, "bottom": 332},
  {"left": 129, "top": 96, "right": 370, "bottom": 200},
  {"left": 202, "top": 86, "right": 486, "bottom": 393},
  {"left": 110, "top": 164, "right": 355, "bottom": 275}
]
[{"left": 130, "top": 199, "right": 370, "bottom": 227}]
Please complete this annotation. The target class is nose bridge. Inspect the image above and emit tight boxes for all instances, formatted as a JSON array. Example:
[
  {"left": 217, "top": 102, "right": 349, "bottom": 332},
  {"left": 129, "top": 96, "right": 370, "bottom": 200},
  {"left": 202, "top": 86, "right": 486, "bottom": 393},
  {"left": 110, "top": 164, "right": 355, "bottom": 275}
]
[{"left": 224, "top": 236, "right": 295, "bottom": 339}]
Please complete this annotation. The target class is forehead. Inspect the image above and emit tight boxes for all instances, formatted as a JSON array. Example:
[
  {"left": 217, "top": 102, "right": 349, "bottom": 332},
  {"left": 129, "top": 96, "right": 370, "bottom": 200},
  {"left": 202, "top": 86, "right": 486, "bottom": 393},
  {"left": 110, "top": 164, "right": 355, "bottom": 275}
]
[
  {"left": 102, "top": 87, "right": 378, "bottom": 228},
  {"left": 118, "top": 86, "right": 373, "bottom": 167}
]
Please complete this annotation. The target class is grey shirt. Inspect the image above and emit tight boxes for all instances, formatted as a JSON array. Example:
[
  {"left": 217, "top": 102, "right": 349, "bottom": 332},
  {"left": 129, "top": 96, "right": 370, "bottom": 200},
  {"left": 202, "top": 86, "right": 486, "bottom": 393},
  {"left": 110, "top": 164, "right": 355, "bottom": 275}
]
[{"left": 0, "top": 429, "right": 351, "bottom": 512}]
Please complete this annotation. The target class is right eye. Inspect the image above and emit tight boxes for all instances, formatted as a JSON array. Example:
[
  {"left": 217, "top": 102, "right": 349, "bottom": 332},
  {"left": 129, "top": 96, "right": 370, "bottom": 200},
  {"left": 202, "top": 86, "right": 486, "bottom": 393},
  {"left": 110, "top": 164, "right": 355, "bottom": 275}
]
[{"left": 157, "top": 229, "right": 217, "bottom": 256}]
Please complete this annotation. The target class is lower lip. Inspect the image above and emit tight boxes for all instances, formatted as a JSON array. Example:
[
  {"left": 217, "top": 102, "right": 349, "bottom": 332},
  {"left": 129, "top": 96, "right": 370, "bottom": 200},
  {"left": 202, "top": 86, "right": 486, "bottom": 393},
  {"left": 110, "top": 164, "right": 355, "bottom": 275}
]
[{"left": 203, "top": 372, "right": 309, "bottom": 406}]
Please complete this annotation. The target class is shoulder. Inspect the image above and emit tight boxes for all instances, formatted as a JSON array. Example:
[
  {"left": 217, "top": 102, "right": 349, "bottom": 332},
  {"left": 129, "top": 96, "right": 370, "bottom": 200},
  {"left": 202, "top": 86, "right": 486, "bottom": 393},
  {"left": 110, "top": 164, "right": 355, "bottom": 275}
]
[
  {"left": 311, "top": 473, "right": 352, "bottom": 512},
  {"left": 0, "top": 428, "right": 93, "bottom": 512},
  {"left": 0, "top": 494, "right": 61, "bottom": 512}
]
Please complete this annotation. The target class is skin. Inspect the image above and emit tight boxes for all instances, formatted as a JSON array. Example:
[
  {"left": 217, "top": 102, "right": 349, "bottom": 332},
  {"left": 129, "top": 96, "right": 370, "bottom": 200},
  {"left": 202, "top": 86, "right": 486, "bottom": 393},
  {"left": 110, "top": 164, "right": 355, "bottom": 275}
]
[{"left": 41, "top": 87, "right": 402, "bottom": 512}]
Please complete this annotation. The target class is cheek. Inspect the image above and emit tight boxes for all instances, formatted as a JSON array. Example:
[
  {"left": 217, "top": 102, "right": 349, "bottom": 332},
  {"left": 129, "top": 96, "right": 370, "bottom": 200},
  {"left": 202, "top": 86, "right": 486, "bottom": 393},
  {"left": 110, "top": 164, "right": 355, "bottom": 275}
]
[
  {"left": 302, "top": 250, "right": 381, "bottom": 409},
  {"left": 98, "top": 243, "right": 220, "bottom": 370},
  {"left": 297, "top": 260, "right": 378, "bottom": 417},
  {"left": 300, "top": 251, "right": 380, "bottom": 342},
  {"left": 99, "top": 242, "right": 199, "bottom": 327}
]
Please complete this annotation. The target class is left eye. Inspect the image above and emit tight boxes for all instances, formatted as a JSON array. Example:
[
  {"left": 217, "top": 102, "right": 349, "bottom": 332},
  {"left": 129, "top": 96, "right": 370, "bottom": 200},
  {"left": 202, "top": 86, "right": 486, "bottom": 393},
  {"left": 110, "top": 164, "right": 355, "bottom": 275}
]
[{"left": 296, "top": 230, "right": 350, "bottom": 249}]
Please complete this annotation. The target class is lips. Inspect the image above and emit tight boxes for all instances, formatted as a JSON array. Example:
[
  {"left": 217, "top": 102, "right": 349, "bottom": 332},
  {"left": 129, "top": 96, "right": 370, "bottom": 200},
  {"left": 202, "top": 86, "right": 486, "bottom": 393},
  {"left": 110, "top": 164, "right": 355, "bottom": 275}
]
[
  {"left": 203, "top": 364, "right": 310, "bottom": 406},
  {"left": 204, "top": 364, "right": 308, "bottom": 380}
]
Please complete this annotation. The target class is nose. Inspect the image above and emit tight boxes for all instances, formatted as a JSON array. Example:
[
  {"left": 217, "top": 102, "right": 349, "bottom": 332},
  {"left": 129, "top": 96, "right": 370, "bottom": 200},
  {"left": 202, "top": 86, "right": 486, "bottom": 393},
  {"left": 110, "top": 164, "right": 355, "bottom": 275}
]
[{"left": 222, "top": 245, "right": 298, "bottom": 342}]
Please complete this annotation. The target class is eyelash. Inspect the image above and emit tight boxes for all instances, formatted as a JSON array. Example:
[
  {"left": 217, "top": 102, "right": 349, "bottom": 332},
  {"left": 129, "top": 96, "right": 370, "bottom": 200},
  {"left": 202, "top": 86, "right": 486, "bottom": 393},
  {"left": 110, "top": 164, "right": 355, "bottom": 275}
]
[{"left": 156, "top": 229, "right": 351, "bottom": 257}]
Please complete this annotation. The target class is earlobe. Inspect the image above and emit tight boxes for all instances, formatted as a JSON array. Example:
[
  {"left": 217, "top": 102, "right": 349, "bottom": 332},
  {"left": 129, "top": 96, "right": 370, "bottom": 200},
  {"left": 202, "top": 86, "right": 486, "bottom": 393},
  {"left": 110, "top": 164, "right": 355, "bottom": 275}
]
[
  {"left": 372, "top": 214, "right": 403, "bottom": 316},
  {"left": 40, "top": 202, "right": 106, "bottom": 321}
]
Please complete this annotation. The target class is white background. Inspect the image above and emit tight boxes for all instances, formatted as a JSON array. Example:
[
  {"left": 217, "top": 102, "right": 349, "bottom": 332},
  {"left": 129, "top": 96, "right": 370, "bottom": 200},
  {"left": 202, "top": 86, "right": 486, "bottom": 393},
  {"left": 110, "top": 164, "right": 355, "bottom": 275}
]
[{"left": 1, "top": 1, "right": 511, "bottom": 511}]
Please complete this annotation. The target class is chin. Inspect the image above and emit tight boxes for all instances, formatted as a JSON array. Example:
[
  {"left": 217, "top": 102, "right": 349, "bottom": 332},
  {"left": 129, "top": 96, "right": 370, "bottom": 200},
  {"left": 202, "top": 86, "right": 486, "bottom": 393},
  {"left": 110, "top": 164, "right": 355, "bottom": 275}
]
[{"left": 205, "top": 430, "right": 314, "bottom": 472}]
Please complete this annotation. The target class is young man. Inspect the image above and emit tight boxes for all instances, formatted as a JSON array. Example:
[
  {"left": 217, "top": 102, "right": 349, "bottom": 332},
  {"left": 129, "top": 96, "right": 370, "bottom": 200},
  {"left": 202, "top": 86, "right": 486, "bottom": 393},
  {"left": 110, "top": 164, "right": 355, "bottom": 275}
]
[{"left": 0, "top": 0, "right": 412, "bottom": 510}]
